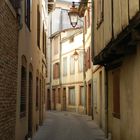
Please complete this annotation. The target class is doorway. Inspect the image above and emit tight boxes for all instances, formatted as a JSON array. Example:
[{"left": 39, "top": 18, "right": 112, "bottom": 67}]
[
  {"left": 62, "top": 88, "right": 66, "bottom": 111},
  {"left": 52, "top": 89, "right": 56, "bottom": 110},
  {"left": 28, "top": 71, "right": 33, "bottom": 137},
  {"left": 87, "top": 83, "right": 92, "bottom": 115},
  {"left": 47, "top": 89, "right": 51, "bottom": 110}
]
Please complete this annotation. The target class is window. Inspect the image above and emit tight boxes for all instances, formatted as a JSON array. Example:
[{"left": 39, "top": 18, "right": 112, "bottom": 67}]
[
  {"left": 20, "top": 66, "right": 27, "bottom": 118},
  {"left": 97, "top": 0, "right": 104, "bottom": 29},
  {"left": 25, "top": 0, "right": 30, "bottom": 30},
  {"left": 36, "top": 77, "right": 39, "bottom": 110},
  {"left": 53, "top": 37, "right": 59, "bottom": 55},
  {"left": 113, "top": 68, "right": 120, "bottom": 119},
  {"left": 63, "top": 57, "right": 67, "bottom": 76},
  {"left": 37, "top": 5, "right": 40, "bottom": 48},
  {"left": 70, "top": 56, "right": 75, "bottom": 75},
  {"left": 69, "top": 87, "right": 75, "bottom": 105},
  {"left": 85, "top": 47, "right": 91, "bottom": 70},
  {"left": 42, "top": 24, "right": 47, "bottom": 57},
  {"left": 58, "top": 88, "right": 61, "bottom": 104},
  {"left": 79, "top": 86, "right": 85, "bottom": 106},
  {"left": 78, "top": 52, "right": 83, "bottom": 72},
  {"left": 9, "top": 0, "right": 20, "bottom": 10},
  {"left": 53, "top": 62, "right": 60, "bottom": 79}
]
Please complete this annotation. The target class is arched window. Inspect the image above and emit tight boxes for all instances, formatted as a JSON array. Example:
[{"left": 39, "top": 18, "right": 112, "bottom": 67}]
[{"left": 20, "top": 55, "right": 27, "bottom": 118}]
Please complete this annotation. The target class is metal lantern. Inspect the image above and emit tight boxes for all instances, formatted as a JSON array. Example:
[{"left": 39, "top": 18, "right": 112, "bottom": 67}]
[{"left": 68, "top": 2, "right": 79, "bottom": 28}]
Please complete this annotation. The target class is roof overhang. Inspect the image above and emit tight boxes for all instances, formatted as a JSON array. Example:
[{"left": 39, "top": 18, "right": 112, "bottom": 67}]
[{"left": 93, "top": 12, "right": 140, "bottom": 67}]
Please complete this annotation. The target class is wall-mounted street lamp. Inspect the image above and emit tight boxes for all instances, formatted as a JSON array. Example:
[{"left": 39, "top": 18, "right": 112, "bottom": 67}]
[
  {"left": 73, "top": 49, "right": 85, "bottom": 61},
  {"left": 68, "top": 2, "right": 79, "bottom": 28}
]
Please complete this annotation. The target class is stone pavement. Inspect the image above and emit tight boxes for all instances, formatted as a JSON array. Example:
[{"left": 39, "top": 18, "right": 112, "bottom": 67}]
[{"left": 32, "top": 111, "right": 106, "bottom": 140}]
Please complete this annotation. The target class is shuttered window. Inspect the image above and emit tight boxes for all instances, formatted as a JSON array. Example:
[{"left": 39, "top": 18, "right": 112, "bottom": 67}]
[
  {"left": 113, "top": 68, "right": 120, "bottom": 119},
  {"left": 58, "top": 88, "right": 61, "bottom": 104},
  {"left": 53, "top": 37, "right": 59, "bottom": 55},
  {"left": 63, "top": 57, "right": 67, "bottom": 76},
  {"left": 79, "top": 86, "right": 85, "bottom": 106},
  {"left": 36, "top": 77, "right": 39, "bottom": 110},
  {"left": 53, "top": 63, "right": 60, "bottom": 79},
  {"left": 25, "top": 0, "right": 30, "bottom": 30},
  {"left": 85, "top": 47, "right": 91, "bottom": 70},
  {"left": 20, "top": 66, "right": 27, "bottom": 118},
  {"left": 70, "top": 56, "right": 75, "bottom": 75},
  {"left": 69, "top": 87, "right": 75, "bottom": 105}
]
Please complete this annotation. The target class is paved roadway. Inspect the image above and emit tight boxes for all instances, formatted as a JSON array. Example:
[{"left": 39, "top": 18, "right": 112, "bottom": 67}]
[{"left": 32, "top": 111, "right": 105, "bottom": 140}]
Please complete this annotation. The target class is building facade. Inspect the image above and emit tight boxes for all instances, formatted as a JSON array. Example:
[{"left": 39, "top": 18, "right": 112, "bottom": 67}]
[
  {"left": 0, "top": 0, "right": 18, "bottom": 139},
  {"left": 15, "top": 0, "right": 51, "bottom": 139},
  {"left": 47, "top": 1, "right": 93, "bottom": 115},
  {"left": 93, "top": 0, "right": 140, "bottom": 139}
]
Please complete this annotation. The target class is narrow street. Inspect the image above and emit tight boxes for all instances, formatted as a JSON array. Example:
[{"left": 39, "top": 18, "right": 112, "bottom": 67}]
[{"left": 33, "top": 111, "right": 105, "bottom": 140}]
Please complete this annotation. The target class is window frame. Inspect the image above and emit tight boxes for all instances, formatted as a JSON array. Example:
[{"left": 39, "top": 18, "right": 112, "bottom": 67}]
[
  {"left": 79, "top": 86, "right": 85, "bottom": 106},
  {"left": 20, "top": 65, "right": 27, "bottom": 118},
  {"left": 70, "top": 55, "right": 75, "bottom": 75},
  {"left": 25, "top": 0, "right": 31, "bottom": 30},
  {"left": 37, "top": 4, "right": 40, "bottom": 48},
  {"left": 63, "top": 57, "right": 67, "bottom": 76},
  {"left": 96, "top": 0, "right": 104, "bottom": 29},
  {"left": 69, "top": 87, "right": 75, "bottom": 105}
]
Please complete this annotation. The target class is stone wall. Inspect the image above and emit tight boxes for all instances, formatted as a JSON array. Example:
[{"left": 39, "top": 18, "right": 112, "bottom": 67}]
[{"left": 0, "top": 0, "right": 18, "bottom": 139}]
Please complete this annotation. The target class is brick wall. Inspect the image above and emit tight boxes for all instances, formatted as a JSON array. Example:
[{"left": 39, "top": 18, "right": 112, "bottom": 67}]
[{"left": 0, "top": 1, "right": 18, "bottom": 140}]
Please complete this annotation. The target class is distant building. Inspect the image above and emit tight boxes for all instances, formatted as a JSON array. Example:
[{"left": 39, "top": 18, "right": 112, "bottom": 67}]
[{"left": 47, "top": 0, "right": 92, "bottom": 115}]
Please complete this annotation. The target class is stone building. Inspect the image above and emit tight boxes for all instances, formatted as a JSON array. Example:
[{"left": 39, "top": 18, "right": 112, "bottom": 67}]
[
  {"left": 0, "top": 0, "right": 18, "bottom": 139},
  {"left": 93, "top": 0, "right": 140, "bottom": 139}
]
